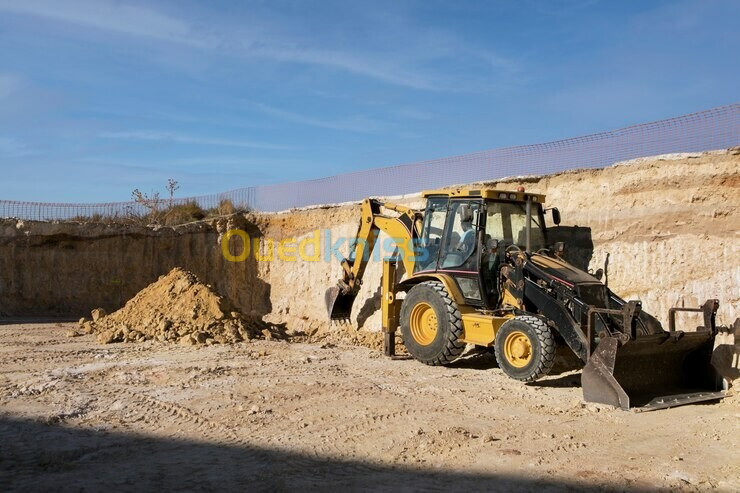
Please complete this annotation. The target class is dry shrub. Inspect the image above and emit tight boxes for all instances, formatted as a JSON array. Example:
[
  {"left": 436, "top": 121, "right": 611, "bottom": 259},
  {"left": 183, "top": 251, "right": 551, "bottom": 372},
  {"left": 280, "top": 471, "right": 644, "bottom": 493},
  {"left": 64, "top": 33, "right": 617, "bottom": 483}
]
[
  {"left": 162, "top": 201, "right": 207, "bottom": 225},
  {"left": 217, "top": 198, "right": 237, "bottom": 215}
]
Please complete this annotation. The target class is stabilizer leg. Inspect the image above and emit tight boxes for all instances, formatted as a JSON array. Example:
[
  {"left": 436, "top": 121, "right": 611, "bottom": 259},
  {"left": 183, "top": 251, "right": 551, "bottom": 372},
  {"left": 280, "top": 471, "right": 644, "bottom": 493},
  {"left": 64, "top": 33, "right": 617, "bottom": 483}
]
[
  {"left": 384, "top": 332, "right": 395, "bottom": 357},
  {"left": 381, "top": 257, "right": 399, "bottom": 358}
]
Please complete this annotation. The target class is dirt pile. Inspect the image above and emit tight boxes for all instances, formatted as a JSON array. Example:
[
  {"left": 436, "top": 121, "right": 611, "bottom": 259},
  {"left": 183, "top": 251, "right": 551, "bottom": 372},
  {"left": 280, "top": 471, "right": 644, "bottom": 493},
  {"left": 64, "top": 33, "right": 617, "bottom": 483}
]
[{"left": 83, "top": 267, "right": 261, "bottom": 345}]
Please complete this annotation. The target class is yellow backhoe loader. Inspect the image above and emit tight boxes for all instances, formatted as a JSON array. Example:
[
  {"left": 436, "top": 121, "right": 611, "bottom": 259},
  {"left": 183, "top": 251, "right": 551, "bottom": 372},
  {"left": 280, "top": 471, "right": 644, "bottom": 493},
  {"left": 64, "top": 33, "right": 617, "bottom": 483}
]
[{"left": 325, "top": 188, "right": 729, "bottom": 411}]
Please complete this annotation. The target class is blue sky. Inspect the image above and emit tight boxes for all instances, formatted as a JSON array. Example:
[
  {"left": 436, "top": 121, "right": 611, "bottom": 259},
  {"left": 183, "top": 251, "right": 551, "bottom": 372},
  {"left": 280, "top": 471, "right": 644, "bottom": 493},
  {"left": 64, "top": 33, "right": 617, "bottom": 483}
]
[{"left": 0, "top": 0, "right": 738, "bottom": 202}]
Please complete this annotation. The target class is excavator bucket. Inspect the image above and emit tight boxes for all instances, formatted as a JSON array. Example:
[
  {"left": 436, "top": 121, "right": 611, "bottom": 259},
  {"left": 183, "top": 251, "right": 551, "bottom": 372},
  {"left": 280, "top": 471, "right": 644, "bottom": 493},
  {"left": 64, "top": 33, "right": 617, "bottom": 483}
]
[
  {"left": 325, "top": 287, "right": 356, "bottom": 321},
  {"left": 582, "top": 331, "right": 724, "bottom": 411}
]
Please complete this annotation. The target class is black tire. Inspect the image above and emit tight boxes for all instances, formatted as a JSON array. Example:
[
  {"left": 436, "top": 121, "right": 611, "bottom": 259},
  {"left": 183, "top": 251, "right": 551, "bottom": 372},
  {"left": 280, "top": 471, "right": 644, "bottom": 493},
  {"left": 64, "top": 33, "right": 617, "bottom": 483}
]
[
  {"left": 494, "top": 315, "right": 555, "bottom": 382},
  {"left": 400, "top": 281, "right": 465, "bottom": 366}
]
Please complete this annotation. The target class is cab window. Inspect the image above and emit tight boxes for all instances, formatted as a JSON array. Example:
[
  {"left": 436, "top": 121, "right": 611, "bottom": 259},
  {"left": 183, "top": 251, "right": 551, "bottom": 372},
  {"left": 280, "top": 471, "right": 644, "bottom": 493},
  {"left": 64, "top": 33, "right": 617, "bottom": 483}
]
[
  {"left": 485, "top": 201, "right": 545, "bottom": 250},
  {"left": 439, "top": 200, "right": 480, "bottom": 271},
  {"left": 414, "top": 197, "right": 447, "bottom": 272}
]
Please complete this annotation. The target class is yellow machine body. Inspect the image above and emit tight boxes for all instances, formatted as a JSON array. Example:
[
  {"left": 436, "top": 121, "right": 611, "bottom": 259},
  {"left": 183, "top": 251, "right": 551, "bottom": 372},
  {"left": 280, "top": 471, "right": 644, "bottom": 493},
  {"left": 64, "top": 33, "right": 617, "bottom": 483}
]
[
  {"left": 380, "top": 259, "right": 513, "bottom": 355},
  {"left": 328, "top": 188, "right": 537, "bottom": 353},
  {"left": 325, "top": 188, "right": 729, "bottom": 411}
]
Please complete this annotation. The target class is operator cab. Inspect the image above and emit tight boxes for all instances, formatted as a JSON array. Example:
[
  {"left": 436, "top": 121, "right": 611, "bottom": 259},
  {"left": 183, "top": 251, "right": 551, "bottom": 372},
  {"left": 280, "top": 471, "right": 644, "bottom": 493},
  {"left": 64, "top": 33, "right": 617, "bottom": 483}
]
[{"left": 415, "top": 188, "right": 556, "bottom": 309}]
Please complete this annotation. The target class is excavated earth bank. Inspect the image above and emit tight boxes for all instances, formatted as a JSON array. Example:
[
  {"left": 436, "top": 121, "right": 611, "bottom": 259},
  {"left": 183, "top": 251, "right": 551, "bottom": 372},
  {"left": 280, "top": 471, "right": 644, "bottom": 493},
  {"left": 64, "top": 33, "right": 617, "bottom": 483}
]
[{"left": 0, "top": 149, "right": 738, "bottom": 352}]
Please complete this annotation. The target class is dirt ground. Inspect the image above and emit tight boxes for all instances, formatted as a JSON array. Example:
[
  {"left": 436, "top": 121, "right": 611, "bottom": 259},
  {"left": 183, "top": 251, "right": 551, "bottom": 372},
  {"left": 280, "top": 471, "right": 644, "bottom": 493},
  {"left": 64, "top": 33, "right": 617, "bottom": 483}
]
[{"left": 1, "top": 322, "right": 738, "bottom": 492}]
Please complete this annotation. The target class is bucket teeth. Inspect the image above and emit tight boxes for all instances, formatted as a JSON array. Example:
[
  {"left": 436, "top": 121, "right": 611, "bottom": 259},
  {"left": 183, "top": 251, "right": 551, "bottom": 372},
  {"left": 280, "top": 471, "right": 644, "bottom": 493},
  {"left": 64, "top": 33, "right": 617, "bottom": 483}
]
[
  {"left": 582, "top": 332, "right": 723, "bottom": 410},
  {"left": 325, "top": 286, "right": 357, "bottom": 321}
]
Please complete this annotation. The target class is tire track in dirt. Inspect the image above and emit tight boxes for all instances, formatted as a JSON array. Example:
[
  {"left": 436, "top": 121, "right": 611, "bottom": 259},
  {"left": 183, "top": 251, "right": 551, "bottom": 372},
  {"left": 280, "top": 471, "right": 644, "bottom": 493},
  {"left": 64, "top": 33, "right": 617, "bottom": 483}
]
[
  {"left": 102, "top": 386, "right": 246, "bottom": 446},
  {"left": 3, "top": 322, "right": 739, "bottom": 491}
]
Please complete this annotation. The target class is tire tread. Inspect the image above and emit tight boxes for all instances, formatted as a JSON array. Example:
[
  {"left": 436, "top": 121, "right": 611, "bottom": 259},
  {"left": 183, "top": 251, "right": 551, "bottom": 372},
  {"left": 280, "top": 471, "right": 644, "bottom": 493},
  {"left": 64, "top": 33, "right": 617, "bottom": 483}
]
[
  {"left": 409, "top": 281, "right": 464, "bottom": 366},
  {"left": 494, "top": 314, "right": 555, "bottom": 382}
]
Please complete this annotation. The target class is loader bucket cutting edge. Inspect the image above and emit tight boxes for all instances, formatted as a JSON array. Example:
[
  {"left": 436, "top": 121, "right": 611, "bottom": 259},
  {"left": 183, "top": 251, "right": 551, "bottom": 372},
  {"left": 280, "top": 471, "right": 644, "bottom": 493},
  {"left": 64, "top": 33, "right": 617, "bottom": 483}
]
[
  {"left": 325, "top": 287, "right": 356, "bottom": 320},
  {"left": 582, "top": 332, "right": 725, "bottom": 411}
]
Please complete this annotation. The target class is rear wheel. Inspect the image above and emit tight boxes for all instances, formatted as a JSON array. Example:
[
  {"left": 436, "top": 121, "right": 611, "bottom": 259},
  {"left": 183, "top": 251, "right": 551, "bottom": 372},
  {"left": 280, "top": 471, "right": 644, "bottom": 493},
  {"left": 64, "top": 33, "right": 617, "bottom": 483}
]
[
  {"left": 494, "top": 315, "right": 555, "bottom": 382},
  {"left": 400, "top": 281, "right": 465, "bottom": 365}
]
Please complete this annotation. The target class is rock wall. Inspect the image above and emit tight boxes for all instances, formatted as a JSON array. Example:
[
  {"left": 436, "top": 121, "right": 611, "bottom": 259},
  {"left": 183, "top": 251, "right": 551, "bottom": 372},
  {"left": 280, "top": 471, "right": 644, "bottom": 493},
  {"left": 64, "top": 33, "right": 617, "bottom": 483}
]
[
  {"left": 259, "top": 149, "right": 740, "bottom": 333},
  {"left": 1, "top": 149, "right": 738, "bottom": 335},
  {"left": 0, "top": 216, "right": 270, "bottom": 320}
]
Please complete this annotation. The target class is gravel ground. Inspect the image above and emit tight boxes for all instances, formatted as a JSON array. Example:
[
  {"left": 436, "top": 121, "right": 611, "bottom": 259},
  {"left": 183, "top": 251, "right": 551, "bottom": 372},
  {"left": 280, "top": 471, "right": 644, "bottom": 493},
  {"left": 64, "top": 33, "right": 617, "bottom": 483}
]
[{"left": 1, "top": 322, "right": 738, "bottom": 492}]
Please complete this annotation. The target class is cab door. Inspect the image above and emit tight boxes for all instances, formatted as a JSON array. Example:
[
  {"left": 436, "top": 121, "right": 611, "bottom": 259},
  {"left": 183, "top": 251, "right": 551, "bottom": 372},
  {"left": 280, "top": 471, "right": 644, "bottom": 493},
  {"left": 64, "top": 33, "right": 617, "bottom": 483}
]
[
  {"left": 413, "top": 196, "right": 448, "bottom": 274},
  {"left": 437, "top": 199, "right": 484, "bottom": 306}
]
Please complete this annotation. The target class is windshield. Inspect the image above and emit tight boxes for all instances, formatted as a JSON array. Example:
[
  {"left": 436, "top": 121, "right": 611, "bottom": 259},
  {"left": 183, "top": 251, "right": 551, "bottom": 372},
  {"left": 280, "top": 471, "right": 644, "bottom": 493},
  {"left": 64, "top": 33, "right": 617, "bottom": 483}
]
[
  {"left": 484, "top": 201, "right": 545, "bottom": 251},
  {"left": 414, "top": 197, "right": 448, "bottom": 272}
]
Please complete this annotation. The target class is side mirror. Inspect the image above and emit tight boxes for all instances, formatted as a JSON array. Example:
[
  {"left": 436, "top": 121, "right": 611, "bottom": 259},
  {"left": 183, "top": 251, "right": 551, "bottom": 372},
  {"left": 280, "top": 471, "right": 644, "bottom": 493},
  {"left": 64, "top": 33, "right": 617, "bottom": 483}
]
[
  {"left": 472, "top": 209, "right": 481, "bottom": 229},
  {"left": 593, "top": 268, "right": 604, "bottom": 281},
  {"left": 551, "top": 207, "right": 561, "bottom": 226}
]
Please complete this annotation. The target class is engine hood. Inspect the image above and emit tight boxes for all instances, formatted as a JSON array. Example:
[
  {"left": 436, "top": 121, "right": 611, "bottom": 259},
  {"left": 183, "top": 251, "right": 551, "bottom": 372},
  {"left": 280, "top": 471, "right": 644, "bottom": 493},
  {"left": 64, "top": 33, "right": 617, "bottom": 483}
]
[{"left": 525, "top": 253, "right": 602, "bottom": 287}]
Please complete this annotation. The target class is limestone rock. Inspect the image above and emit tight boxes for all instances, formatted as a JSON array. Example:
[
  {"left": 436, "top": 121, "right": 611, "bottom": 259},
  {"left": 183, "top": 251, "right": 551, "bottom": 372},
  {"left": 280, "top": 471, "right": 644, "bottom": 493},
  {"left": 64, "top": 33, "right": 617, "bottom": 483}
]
[{"left": 91, "top": 308, "right": 107, "bottom": 322}]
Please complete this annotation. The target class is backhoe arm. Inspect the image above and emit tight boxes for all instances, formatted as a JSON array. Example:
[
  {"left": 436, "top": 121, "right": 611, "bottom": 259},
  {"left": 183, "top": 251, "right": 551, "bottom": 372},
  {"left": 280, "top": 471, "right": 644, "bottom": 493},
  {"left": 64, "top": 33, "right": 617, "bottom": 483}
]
[{"left": 325, "top": 198, "right": 421, "bottom": 320}]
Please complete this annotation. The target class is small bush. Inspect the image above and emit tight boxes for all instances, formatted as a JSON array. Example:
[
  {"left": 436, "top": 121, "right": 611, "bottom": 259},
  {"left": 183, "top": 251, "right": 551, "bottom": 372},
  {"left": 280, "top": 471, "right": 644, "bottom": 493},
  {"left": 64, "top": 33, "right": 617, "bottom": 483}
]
[
  {"left": 70, "top": 213, "right": 105, "bottom": 223},
  {"left": 217, "top": 199, "right": 237, "bottom": 216},
  {"left": 162, "top": 201, "right": 207, "bottom": 225},
  {"left": 61, "top": 180, "right": 252, "bottom": 226}
]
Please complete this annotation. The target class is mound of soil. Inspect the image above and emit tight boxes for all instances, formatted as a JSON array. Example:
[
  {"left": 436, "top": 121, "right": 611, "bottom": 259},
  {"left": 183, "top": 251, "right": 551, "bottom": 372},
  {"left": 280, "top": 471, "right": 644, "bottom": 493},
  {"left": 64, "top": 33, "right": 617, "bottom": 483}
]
[{"left": 84, "top": 268, "right": 261, "bottom": 345}]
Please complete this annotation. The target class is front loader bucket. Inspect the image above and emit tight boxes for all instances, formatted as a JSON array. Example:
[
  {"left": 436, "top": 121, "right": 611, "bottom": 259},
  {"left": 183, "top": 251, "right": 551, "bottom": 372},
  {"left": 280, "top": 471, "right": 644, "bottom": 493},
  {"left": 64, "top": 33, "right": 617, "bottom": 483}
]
[
  {"left": 582, "top": 331, "right": 725, "bottom": 411},
  {"left": 325, "top": 287, "right": 356, "bottom": 321}
]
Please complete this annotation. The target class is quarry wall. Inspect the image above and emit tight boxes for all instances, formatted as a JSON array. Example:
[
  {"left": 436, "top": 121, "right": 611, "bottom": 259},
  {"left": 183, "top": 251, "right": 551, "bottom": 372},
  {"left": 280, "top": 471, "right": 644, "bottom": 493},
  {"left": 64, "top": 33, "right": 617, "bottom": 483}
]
[
  {"left": 0, "top": 218, "right": 270, "bottom": 320},
  {"left": 1, "top": 149, "right": 738, "bottom": 337}
]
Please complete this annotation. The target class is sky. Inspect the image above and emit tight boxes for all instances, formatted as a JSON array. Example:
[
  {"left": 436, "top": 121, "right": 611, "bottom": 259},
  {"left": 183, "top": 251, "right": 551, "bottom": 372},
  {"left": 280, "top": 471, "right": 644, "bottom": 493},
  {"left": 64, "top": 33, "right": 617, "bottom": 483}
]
[{"left": 0, "top": 0, "right": 738, "bottom": 203}]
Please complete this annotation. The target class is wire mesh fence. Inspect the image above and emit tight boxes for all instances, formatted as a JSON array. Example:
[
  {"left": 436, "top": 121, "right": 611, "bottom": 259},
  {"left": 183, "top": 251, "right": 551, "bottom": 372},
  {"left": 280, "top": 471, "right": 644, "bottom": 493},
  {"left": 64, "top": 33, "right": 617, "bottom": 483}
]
[
  {"left": 1, "top": 103, "right": 738, "bottom": 220},
  {"left": 0, "top": 188, "right": 257, "bottom": 222}
]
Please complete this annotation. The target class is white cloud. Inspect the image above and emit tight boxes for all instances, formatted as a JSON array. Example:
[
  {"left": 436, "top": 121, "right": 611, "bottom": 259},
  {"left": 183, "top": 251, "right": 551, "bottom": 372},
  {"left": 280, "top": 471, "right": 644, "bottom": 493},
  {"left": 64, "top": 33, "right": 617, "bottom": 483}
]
[
  {"left": 248, "top": 102, "right": 386, "bottom": 133},
  {"left": 248, "top": 44, "right": 442, "bottom": 91},
  {"left": 0, "top": 0, "right": 203, "bottom": 46},
  {"left": 0, "top": 1, "right": 518, "bottom": 92},
  {"left": 0, "top": 0, "right": 441, "bottom": 89},
  {"left": 100, "top": 131, "right": 291, "bottom": 150}
]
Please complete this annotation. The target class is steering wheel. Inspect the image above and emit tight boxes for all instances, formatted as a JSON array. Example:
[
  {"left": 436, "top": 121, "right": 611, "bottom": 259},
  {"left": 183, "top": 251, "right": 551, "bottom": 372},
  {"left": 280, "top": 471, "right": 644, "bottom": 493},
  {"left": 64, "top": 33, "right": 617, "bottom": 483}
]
[
  {"left": 504, "top": 244, "right": 524, "bottom": 263},
  {"left": 505, "top": 244, "right": 522, "bottom": 254}
]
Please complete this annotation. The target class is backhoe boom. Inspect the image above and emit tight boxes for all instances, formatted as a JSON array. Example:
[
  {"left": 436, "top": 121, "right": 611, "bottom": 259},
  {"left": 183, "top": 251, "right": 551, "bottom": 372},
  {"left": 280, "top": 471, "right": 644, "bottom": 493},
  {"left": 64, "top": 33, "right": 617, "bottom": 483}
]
[{"left": 325, "top": 198, "right": 421, "bottom": 320}]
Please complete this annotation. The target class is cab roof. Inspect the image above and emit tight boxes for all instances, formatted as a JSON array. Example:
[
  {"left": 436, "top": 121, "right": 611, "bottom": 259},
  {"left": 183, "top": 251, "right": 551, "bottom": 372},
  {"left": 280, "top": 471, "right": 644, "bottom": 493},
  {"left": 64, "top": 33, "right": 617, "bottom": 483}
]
[{"left": 421, "top": 187, "right": 546, "bottom": 204}]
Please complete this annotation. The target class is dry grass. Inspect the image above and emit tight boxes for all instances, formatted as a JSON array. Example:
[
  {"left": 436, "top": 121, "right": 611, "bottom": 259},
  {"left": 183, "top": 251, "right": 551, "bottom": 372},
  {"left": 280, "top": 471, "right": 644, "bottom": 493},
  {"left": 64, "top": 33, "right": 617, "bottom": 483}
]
[{"left": 68, "top": 199, "right": 251, "bottom": 226}]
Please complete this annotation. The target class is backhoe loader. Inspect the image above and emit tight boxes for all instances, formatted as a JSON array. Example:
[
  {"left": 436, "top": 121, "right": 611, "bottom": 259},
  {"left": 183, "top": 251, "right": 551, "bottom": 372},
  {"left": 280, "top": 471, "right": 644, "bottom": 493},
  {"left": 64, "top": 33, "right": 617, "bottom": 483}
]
[{"left": 325, "top": 188, "right": 729, "bottom": 410}]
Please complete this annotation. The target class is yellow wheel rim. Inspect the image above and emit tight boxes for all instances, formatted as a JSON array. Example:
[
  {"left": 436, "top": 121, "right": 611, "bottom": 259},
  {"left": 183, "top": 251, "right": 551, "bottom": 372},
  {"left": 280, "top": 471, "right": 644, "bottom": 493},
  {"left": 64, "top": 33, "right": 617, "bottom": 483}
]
[
  {"left": 503, "top": 330, "right": 533, "bottom": 368},
  {"left": 409, "top": 302, "right": 438, "bottom": 346}
]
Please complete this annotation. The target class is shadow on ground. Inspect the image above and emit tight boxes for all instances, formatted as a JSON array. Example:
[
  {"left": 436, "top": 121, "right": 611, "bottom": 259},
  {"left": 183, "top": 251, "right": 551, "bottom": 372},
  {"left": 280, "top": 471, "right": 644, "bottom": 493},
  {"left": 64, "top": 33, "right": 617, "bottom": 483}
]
[
  {"left": 0, "top": 318, "right": 77, "bottom": 326},
  {"left": 449, "top": 350, "right": 499, "bottom": 370},
  {"left": 529, "top": 373, "right": 582, "bottom": 388},
  {"left": 0, "top": 415, "right": 636, "bottom": 492}
]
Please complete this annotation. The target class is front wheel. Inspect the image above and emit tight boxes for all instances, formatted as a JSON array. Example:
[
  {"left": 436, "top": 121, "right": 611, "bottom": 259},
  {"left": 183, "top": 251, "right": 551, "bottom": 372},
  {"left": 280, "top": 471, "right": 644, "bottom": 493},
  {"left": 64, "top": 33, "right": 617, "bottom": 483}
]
[
  {"left": 494, "top": 315, "right": 555, "bottom": 382},
  {"left": 400, "top": 281, "right": 465, "bottom": 366}
]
